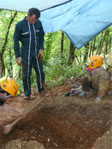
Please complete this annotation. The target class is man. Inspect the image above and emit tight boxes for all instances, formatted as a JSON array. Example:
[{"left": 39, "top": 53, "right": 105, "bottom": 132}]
[
  {"left": 13, "top": 8, "right": 45, "bottom": 99},
  {"left": 0, "top": 77, "right": 25, "bottom": 134},
  {"left": 64, "top": 55, "right": 110, "bottom": 103},
  {"left": 82, "top": 55, "right": 109, "bottom": 103}
]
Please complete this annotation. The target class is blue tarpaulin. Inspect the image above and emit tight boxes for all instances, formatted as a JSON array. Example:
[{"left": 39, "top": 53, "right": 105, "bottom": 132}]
[
  {"left": 0, "top": 0, "right": 112, "bottom": 49},
  {"left": 0, "top": 0, "right": 70, "bottom": 12},
  {"left": 41, "top": 0, "right": 112, "bottom": 49}
]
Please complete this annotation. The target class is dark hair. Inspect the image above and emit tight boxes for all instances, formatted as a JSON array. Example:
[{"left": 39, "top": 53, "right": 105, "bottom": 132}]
[{"left": 28, "top": 8, "right": 40, "bottom": 19}]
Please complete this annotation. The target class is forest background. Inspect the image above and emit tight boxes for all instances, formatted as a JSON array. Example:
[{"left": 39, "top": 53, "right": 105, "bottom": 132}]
[{"left": 0, "top": 10, "right": 112, "bottom": 90}]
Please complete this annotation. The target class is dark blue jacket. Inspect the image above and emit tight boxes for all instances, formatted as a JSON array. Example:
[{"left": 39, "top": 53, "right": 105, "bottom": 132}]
[{"left": 13, "top": 17, "right": 44, "bottom": 58}]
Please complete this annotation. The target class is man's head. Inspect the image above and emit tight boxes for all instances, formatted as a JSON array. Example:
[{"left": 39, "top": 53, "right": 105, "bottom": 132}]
[
  {"left": 0, "top": 77, "right": 19, "bottom": 96},
  {"left": 85, "top": 55, "right": 103, "bottom": 71},
  {"left": 27, "top": 8, "right": 40, "bottom": 24}
]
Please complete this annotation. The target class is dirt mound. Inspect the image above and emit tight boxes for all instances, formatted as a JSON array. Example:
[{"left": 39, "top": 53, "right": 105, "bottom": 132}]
[
  {"left": 3, "top": 139, "right": 45, "bottom": 149},
  {"left": 0, "top": 84, "right": 112, "bottom": 149},
  {"left": 91, "top": 126, "right": 112, "bottom": 149}
]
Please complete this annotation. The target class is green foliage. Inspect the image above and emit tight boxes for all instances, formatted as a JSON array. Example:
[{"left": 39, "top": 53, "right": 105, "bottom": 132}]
[
  {"left": 0, "top": 10, "right": 112, "bottom": 89},
  {"left": 44, "top": 55, "right": 85, "bottom": 86}
]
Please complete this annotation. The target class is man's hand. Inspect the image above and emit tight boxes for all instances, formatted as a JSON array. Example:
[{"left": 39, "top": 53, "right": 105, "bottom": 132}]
[
  {"left": 38, "top": 49, "right": 44, "bottom": 61},
  {"left": 16, "top": 57, "right": 23, "bottom": 66},
  {"left": 95, "top": 96, "right": 101, "bottom": 104}
]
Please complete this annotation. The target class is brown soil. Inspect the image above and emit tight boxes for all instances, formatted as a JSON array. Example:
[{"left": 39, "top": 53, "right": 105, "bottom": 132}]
[{"left": 0, "top": 83, "right": 112, "bottom": 149}]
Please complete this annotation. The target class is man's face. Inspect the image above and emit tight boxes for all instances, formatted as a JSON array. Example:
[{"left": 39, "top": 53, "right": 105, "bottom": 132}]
[{"left": 27, "top": 15, "right": 38, "bottom": 24}]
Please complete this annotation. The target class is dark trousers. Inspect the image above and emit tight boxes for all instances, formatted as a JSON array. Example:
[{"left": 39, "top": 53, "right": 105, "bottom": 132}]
[{"left": 22, "top": 56, "right": 45, "bottom": 96}]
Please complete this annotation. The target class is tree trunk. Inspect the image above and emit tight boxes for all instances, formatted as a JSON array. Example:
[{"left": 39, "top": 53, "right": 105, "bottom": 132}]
[
  {"left": 0, "top": 11, "right": 17, "bottom": 77},
  {"left": 7, "top": 48, "right": 13, "bottom": 77},
  {"left": 83, "top": 43, "right": 89, "bottom": 63},
  {"left": 68, "top": 42, "right": 75, "bottom": 65},
  {"left": 0, "top": 52, "right": 4, "bottom": 77},
  {"left": 61, "top": 31, "right": 64, "bottom": 61}
]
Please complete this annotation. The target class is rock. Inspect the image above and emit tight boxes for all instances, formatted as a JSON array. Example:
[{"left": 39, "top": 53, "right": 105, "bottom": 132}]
[
  {"left": 22, "top": 140, "right": 45, "bottom": 149},
  {"left": 53, "top": 142, "right": 58, "bottom": 147},
  {"left": 3, "top": 139, "right": 21, "bottom": 149},
  {"left": 47, "top": 138, "right": 50, "bottom": 142},
  {"left": 41, "top": 126, "right": 44, "bottom": 130},
  {"left": 3, "top": 139, "right": 45, "bottom": 149}
]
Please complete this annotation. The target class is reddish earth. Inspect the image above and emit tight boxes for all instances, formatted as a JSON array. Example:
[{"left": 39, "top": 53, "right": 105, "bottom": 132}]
[{"left": 0, "top": 82, "right": 112, "bottom": 149}]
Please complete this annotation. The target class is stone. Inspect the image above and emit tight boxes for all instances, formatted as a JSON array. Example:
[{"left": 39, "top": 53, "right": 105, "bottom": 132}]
[{"left": 3, "top": 139, "right": 45, "bottom": 149}]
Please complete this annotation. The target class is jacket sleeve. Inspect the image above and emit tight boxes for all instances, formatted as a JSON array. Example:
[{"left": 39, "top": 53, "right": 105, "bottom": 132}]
[
  {"left": 13, "top": 23, "right": 21, "bottom": 58},
  {"left": 98, "top": 71, "right": 109, "bottom": 98},
  {"left": 39, "top": 21, "right": 44, "bottom": 50}
]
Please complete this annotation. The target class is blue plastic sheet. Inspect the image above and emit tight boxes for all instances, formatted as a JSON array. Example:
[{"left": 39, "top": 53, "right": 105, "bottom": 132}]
[
  {"left": 0, "top": 0, "right": 70, "bottom": 12},
  {"left": 0, "top": 0, "right": 112, "bottom": 48},
  {"left": 41, "top": 0, "right": 112, "bottom": 48}
]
